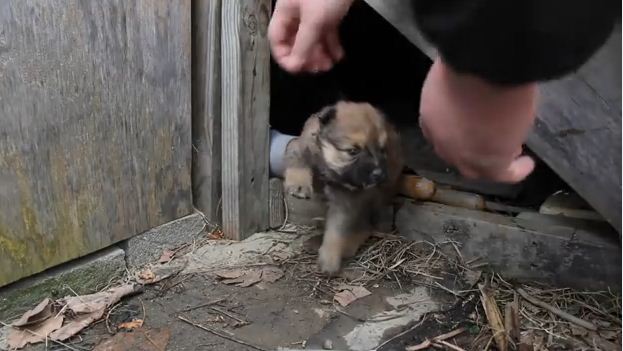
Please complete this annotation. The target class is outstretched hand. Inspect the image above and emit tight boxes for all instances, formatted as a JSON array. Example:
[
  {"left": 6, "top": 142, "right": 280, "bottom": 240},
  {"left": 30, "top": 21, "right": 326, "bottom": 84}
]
[
  {"left": 268, "top": 0, "right": 354, "bottom": 74},
  {"left": 419, "top": 58, "right": 537, "bottom": 183}
]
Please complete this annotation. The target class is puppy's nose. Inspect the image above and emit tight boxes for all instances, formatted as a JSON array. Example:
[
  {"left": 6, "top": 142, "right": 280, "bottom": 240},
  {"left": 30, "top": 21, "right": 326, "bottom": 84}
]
[{"left": 370, "top": 168, "right": 386, "bottom": 183}]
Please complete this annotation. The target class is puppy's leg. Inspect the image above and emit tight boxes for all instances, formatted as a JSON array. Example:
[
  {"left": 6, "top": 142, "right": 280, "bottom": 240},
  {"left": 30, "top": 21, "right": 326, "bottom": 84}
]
[
  {"left": 283, "top": 138, "right": 314, "bottom": 199},
  {"left": 318, "top": 204, "right": 370, "bottom": 275}
]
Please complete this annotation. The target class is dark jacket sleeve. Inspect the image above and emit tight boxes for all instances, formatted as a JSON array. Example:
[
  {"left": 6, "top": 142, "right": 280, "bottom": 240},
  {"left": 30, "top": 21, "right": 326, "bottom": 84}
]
[{"left": 409, "top": 0, "right": 620, "bottom": 85}]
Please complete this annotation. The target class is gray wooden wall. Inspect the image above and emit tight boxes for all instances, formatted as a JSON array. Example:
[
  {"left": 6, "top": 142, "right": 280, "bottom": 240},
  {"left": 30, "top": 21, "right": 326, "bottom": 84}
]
[{"left": 0, "top": 0, "right": 193, "bottom": 286}]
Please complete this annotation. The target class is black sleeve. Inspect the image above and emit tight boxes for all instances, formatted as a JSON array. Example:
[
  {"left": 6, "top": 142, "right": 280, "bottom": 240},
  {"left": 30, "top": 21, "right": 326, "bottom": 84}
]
[{"left": 409, "top": 0, "right": 620, "bottom": 85}]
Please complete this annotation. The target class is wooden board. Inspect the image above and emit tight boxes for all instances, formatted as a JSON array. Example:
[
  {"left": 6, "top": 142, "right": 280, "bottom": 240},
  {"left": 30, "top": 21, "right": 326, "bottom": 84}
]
[
  {"left": 396, "top": 201, "right": 621, "bottom": 291},
  {"left": 220, "top": 0, "right": 272, "bottom": 240},
  {"left": 192, "top": 0, "right": 222, "bottom": 224},
  {"left": 0, "top": 0, "right": 192, "bottom": 286},
  {"left": 364, "top": 1, "right": 622, "bottom": 235}
]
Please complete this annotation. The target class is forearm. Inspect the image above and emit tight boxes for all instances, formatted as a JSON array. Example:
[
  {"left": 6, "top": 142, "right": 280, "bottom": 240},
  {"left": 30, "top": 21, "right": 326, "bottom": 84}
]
[{"left": 410, "top": 0, "right": 619, "bottom": 85}]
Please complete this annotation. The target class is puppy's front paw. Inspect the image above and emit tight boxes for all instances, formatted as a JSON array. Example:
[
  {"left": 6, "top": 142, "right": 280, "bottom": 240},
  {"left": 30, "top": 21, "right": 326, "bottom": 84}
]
[
  {"left": 318, "top": 245, "right": 342, "bottom": 276},
  {"left": 285, "top": 182, "right": 313, "bottom": 199},
  {"left": 284, "top": 168, "right": 314, "bottom": 199}
]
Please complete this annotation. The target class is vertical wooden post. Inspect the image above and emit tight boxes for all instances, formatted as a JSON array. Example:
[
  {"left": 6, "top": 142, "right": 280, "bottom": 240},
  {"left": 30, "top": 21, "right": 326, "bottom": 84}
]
[
  {"left": 192, "top": 0, "right": 222, "bottom": 224},
  {"left": 220, "top": 0, "right": 272, "bottom": 239}
]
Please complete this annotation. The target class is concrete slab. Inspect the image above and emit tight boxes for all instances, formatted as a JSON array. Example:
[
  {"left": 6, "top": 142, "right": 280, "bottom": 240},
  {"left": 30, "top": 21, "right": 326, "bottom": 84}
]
[
  {"left": 121, "top": 213, "right": 207, "bottom": 270},
  {"left": 0, "top": 246, "right": 126, "bottom": 321}
]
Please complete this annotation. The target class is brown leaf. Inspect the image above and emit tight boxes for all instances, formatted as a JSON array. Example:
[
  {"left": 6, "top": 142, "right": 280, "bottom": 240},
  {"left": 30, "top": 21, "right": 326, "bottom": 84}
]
[
  {"left": 11, "top": 298, "right": 53, "bottom": 327},
  {"left": 334, "top": 285, "right": 371, "bottom": 307},
  {"left": 260, "top": 266, "right": 284, "bottom": 283},
  {"left": 215, "top": 269, "right": 245, "bottom": 279},
  {"left": 137, "top": 269, "right": 157, "bottom": 283},
  {"left": 158, "top": 249, "right": 175, "bottom": 264},
  {"left": 50, "top": 309, "right": 105, "bottom": 341},
  {"left": 93, "top": 328, "right": 171, "bottom": 351},
  {"left": 62, "top": 284, "right": 137, "bottom": 314},
  {"left": 7, "top": 315, "right": 64, "bottom": 349},
  {"left": 118, "top": 319, "right": 144, "bottom": 331},
  {"left": 236, "top": 270, "right": 263, "bottom": 288},
  {"left": 48, "top": 284, "right": 138, "bottom": 342},
  {"left": 216, "top": 267, "right": 282, "bottom": 287}
]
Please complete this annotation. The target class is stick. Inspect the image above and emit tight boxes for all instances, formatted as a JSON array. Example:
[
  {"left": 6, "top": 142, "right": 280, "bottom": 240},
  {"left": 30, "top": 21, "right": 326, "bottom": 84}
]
[
  {"left": 178, "top": 316, "right": 266, "bottom": 351},
  {"left": 375, "top": 314, "right": 429, "bottom": 351},
  {"left": 478, "top": 284, "right": 507, "bottom": 351},
  {"left": 177, "top": 298, "right": 225, "bottom": 313},
  {"left": 405, "top": 328, "right": 466, "bottom": 351},
  {"left": 208, "top": 306, "right": 248, "bottom": 325},
  {"left": 516, "top": 288, "right": 597, "bottom": 331},
  {"left": 0, "top": 320, "right": 80, "bottom": 351},
  {"left": 435, "top": 340, "right": 467, "bottom": 351}
]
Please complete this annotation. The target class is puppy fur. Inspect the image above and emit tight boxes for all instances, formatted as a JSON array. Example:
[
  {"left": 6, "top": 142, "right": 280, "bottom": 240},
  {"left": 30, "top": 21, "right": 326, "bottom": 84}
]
[{"left": 284, "top": 101, "right": 403, "bottom": 274}]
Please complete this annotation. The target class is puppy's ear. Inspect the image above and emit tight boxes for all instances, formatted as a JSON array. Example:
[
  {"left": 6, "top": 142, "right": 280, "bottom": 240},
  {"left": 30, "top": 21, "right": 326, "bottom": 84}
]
[{"left": 317, "top": 106, "right": 336, "bottom": 126}]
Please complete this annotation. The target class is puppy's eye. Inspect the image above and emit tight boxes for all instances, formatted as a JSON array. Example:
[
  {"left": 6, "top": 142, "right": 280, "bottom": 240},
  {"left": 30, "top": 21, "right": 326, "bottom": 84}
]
[{"left": 346, "top": 147, "right": 360, "bottom": 156}]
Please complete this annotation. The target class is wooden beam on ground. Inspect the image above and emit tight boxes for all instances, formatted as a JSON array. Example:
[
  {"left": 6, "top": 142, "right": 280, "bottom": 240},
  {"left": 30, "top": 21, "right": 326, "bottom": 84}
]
[
  {"left": 364, "top": 2, "right": 622, "bottom": 235},
  {"left": 396, "top": 201, "right": 621, "bottom": 291},
  {"left": 192, "top": 0, "right": 222, "bottom": 224},
  {"left": 220, "top": 0, "right": 272, "bottom": 240}
]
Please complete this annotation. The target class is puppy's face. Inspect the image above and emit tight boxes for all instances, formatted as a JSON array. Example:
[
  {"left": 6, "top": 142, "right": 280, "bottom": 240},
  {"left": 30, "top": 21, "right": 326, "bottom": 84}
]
[{"left": 316, "top": 102, "right": 391, "bottom": 190}]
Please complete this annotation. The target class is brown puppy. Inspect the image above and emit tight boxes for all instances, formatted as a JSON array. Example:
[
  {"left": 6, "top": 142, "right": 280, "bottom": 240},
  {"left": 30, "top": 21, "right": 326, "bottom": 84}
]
[{"left": 284, "top": 101, "right": 403, "bottom": 274}]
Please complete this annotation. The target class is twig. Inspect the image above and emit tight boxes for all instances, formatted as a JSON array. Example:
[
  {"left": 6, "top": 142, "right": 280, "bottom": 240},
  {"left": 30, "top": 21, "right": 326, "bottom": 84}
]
[
  {"left": 374, "top": 313, "right": 429, "bottom": 351},
  {"left": 177, "top": 298, "right": 226, "bottom": 313},
  {"left": 105, "top": 302, "right": 123, "bottom": 334},
  {"left": 479, "top": 284, "right": 507, "bottom": 351},
  {"left": 405, "top": 328, "right": 466, "bottom": 351},
  {"left": 208, "top": 306, "right": 248, "bottom": 325},
  {"left": 436, "top": 340, "right": 466, "bottom": 351},
  {"left": 0, "top": 320, "right": 80, "bottom": 351},
  {"left": 139, "top": 297, "right": 146, "bottom": 323},
  {"left": 434, "top": 282, "right": 463, "bottom": 298},
  {"left": 178, "top": 316, "right": 266, "bottom": 351},
  {"left": 516, "top": 288, "right": 597, "bottom": 331}
]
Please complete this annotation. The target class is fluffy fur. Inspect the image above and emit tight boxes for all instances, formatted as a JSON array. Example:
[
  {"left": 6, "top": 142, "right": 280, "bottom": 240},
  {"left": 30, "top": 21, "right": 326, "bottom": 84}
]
[{"left": 284, "top": 101, "right": 403, "bottom": 274}]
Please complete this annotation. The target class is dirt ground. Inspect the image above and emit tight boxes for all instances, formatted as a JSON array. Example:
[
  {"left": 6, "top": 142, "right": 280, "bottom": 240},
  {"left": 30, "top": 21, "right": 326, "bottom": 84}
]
[{"left": 8, "top": 228, "right": 622, "bottom": 351}]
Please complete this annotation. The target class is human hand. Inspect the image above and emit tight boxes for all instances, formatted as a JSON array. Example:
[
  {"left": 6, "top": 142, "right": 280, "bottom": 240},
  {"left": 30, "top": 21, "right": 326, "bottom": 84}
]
[
  {"left": 268, "top": 0, "right": 354, "bottom": 74},
  {"left": 419, "top": 57, "right": 537, "bottom": 183}
]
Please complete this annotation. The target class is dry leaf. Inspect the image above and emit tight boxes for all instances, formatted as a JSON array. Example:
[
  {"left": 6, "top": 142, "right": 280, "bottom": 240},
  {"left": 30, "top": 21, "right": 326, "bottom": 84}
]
[
  {"left": 93, "top": 328, "right": 171, "bottom": 351},
  {"left": 7, "top": 315, "right": 64, "bottom": 349},
  {"left": 11, "top": 299, "right": 53, "bottom": 327},
  {"left": 216, "top": 266, "right": 284, "bottom": 287},
  {"left": 49, "top": 284, "right": 138, "bottom": 342},
  {"left": 259, "top": 266, "right": 284, "bottom": 283},
  {"left": 50, "top": 309, "right": 105, "bottom": 341},
  {"left": 333, "top": 285, "right": 371, "bottom": 307},
  {"left": 118, "top": 319, "right": 144, "bottom": 331},
  {"left": 215, "top": 269, "right": 245, "bottom": 280},
  {"left": 158, "top": 249, "right": 175, "bottom": 264},
  {"left": 62, "top": 284, "right": 137, "bottom": 314},
  {"left": 137, "top": 269, "right": 157, "bottom": 283}
]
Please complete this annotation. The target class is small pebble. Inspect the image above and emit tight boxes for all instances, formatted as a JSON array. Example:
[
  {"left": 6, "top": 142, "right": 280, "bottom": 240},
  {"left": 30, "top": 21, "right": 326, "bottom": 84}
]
[{"left": 323, "top": 339, "right": 333, "bottom": 350}]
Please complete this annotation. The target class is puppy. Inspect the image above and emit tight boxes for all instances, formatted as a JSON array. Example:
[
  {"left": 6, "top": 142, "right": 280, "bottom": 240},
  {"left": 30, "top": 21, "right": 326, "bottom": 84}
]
[{"left": 284, "top": 101, "right": 403, "bottom": 274}]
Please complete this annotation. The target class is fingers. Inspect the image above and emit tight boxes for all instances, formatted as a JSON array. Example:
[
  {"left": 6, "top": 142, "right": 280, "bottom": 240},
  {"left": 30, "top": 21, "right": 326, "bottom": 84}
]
[
  {"left": 268, "top": 16, "right": 343, "bottom": 73},
  {"left": 494, "top": 155, "right": 535, "bottom": 183}
]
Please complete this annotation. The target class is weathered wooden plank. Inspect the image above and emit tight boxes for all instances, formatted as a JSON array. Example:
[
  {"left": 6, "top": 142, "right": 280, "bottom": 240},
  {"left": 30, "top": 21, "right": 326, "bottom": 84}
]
[
  {"left": 269, "top": 178, "right": 285, "bottom": 229},
  {"left": 220, "top": 0, "right": 271, "bottom": 240},
  {"left": 528, "top": 26, "right": 622, "bottom": 234},
  {"left": 396, "top": 201, "right": 621, "bottom": 291},
  {"left": 0, "top": 1, "right": 192, "bottom": 287},
  {"left": 363, "top": 3, "right": 622, "bottom": 235},
  {"left": 192, "top": 0, "right": 222, "bottom": 224}
]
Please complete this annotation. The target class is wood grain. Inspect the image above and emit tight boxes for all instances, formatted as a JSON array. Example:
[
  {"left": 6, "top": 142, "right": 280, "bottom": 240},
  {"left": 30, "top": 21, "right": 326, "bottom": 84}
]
[
  {"left": 220, "top": 0, "right": 271, "bottom": 240},
  {"left": 363, "top": 3, "right": 622, "bottom": 235},
  {"left": 0, "top": 0, "right": 192, "bottom": 286},
  {"left": 192, "top": 0, "right": 222, "bottom": 224}
]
